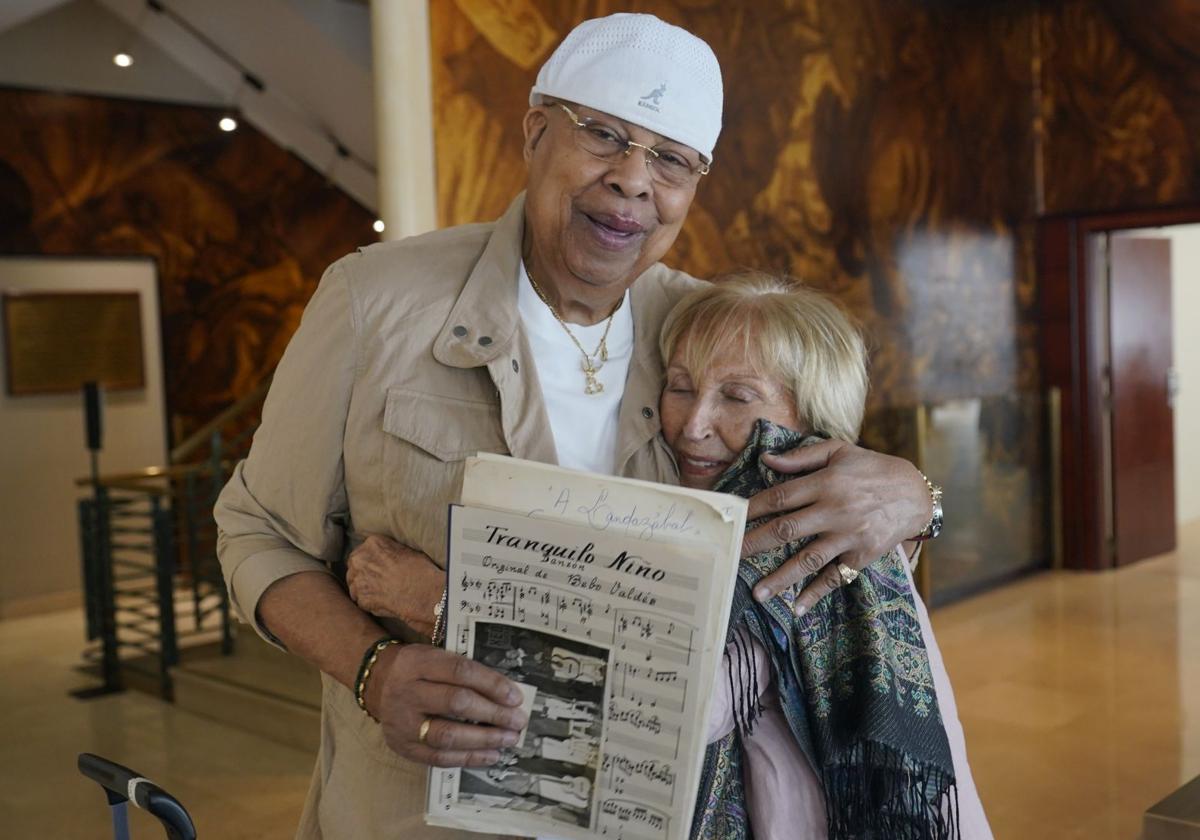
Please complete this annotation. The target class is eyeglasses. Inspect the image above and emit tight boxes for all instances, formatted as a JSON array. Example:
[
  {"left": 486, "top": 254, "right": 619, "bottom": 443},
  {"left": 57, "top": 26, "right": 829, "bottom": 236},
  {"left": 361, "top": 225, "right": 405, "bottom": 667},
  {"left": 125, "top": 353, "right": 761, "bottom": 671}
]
[{"left": 553, "top": 102, "right": 710, "bottom": 188}]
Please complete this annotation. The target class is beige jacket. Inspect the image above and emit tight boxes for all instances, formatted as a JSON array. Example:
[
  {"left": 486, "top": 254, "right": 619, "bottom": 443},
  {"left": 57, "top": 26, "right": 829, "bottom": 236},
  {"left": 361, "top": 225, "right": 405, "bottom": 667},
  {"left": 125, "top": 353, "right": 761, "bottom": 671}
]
[{"left": 215, "top": 194, "right": 700, "bottom": 839}]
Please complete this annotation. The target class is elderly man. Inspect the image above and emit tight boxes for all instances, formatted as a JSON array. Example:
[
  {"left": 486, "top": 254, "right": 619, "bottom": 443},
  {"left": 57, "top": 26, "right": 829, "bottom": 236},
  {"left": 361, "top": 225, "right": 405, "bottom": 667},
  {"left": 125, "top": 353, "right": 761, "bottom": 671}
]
[{"left": 215, "top": 13, "right": 937, "bottom": 839}]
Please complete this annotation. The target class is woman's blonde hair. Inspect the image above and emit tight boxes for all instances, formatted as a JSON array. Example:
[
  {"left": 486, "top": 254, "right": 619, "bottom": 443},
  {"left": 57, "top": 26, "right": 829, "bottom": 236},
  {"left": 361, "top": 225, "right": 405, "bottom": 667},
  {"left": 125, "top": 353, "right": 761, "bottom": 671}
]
[{"left": 659, "top": 272, "right": 868, "bottom": 442}]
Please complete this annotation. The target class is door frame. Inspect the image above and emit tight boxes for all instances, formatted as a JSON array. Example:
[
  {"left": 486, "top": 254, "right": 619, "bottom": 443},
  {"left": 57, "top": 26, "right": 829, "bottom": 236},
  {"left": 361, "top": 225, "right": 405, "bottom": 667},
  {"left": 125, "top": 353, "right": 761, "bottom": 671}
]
[{"left": 1038, "top": 205, "right": 1197, "bottom": 570}]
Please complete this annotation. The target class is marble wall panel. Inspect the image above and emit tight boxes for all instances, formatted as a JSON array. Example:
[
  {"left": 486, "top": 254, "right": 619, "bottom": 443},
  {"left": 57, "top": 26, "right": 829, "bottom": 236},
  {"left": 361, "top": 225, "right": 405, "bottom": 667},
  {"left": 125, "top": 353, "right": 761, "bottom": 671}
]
[
  {"left": 431, "top": 0, "right": 1041, "bottom": 410},
  {"left": 431, "top": 1, "right": 1060, "bottom": 588},
  {"left": 5, "top": 0, "right": 1199, "bottom": 586},
  {"left": 1039, "top": 0, "right": 1200, "bottom": 215},
  {"left": 0, "top": 88, "right": 377, "bottom": 442}
]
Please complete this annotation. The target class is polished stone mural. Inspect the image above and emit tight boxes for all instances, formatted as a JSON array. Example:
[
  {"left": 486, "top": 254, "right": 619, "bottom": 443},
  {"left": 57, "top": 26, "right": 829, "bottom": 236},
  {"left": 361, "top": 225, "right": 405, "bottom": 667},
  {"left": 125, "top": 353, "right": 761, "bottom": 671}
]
[
  {"left": 430, "top": 0, "right": 1200, "bottom": 596},
  {"left": 3, "top": 0, "right": 1199, "bottom": 596},
  {"left": 0, "top": 88, "right": 377, "bottom": 442}
]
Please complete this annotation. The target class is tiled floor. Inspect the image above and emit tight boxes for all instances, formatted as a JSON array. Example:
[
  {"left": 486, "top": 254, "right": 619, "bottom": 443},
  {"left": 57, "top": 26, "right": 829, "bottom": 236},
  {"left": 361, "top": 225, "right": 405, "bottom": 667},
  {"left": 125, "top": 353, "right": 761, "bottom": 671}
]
[
  {"left": 3, "top": 519, "right": 1198, "bottom": 839},
  {"left": 936, "top": 518, "right": 1200, "bottom": 840},
  {"left": 0, "top": 610, "right": 313, "bottom": 839}
]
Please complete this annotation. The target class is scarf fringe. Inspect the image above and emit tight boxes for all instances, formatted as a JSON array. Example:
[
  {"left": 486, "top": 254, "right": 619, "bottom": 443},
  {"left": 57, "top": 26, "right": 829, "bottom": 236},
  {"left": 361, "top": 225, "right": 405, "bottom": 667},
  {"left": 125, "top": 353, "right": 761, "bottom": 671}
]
[
  {"left": 726, "top": 627, "right": 765, "bottom": 737},
  {"left": 823, "top": 739, "right": 961, "bottom": 840}
]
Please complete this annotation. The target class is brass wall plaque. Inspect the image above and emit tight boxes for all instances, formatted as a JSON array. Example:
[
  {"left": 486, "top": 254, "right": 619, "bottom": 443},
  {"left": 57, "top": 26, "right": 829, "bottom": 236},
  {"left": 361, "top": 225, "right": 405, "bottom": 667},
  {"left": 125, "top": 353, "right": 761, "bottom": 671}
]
[{"left": 3, "top": 292, "right": 145, "bottom": 395}]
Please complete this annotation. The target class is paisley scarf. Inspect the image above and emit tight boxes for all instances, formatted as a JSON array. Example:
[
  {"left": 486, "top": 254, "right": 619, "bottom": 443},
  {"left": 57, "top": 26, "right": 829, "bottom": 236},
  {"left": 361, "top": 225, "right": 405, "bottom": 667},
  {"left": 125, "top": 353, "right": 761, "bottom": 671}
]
[{"left": 691, "top": 420, "right": 959, "bottom": 840}]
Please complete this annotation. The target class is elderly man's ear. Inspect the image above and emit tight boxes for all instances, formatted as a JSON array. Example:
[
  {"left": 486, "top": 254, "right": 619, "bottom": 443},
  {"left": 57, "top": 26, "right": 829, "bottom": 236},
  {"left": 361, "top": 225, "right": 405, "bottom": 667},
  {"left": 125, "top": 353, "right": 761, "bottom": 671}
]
[{"left": 523, "top": 107, "right": 550, "bottom": 162}]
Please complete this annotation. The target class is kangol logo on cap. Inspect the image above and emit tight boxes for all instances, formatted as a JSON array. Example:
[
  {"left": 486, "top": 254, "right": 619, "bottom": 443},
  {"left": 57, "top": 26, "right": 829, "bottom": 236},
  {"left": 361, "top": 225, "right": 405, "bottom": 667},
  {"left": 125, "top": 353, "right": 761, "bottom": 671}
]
[{"left": 638, "top": 82, "right": 666, "bottom": 112}]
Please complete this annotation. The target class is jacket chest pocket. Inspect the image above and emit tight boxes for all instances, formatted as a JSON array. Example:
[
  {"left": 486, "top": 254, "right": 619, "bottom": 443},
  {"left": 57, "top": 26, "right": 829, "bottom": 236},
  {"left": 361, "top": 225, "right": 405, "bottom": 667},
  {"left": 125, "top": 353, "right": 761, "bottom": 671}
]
[{"left": 380, "top": 387, "right": 509, "bottom": 565}]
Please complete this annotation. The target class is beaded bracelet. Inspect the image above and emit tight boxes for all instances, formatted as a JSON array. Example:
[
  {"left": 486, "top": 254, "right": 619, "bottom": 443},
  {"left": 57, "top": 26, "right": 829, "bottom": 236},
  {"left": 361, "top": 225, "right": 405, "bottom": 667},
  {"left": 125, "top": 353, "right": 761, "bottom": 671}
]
[
  {"left": 354, "top": 636, "right": 403, "bottom": 720},
  {"left": 912, "top": 470, "right": 944, "bottom": 542},
  {"left": 431, "top": 588, "right": 448, "bottom": 647}
]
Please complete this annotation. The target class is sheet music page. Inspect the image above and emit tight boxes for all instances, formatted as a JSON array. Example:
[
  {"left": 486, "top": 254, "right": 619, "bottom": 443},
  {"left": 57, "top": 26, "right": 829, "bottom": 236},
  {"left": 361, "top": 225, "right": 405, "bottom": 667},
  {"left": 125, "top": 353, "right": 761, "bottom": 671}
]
[{"left": 426, "top": 456, "right": 748, "bottom": 840}]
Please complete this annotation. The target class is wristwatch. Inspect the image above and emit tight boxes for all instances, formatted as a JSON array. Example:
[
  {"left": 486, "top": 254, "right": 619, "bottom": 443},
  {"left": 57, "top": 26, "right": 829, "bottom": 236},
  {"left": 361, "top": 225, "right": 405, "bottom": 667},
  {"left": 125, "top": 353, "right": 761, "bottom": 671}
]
[{"left": 912, "top": 476, "right": 943, "bottom": 542}]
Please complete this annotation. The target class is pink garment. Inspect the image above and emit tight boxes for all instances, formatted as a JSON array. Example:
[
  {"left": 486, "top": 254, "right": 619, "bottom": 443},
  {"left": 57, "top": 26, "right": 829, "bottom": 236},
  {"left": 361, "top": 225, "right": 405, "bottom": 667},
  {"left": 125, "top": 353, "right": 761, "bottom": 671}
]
[
  {"left": 707, "top": 547, "right": 993, "bottom": 839},
  {"left": 708, "top": 629, "right": 828, "bottom": 838}
]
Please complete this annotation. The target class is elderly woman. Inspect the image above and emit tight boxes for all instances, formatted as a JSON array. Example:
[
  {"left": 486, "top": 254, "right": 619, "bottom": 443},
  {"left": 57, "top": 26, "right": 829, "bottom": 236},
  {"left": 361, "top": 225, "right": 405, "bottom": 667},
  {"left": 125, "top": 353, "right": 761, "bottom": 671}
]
[{"left": 659, "top": 272, "right": 991, "bottom": 839}]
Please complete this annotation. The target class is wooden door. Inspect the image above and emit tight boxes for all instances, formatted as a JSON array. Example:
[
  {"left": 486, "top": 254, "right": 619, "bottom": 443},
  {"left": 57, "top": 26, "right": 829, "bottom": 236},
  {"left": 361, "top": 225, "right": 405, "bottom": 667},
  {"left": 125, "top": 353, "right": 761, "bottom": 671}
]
[{"left": 1107, "top": 235, "right": 1176, "bottom": 565}]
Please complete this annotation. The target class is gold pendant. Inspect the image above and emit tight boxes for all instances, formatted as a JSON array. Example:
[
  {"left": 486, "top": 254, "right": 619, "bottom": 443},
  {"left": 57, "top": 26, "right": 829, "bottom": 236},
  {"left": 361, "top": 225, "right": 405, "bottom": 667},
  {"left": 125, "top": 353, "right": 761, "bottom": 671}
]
[{"left": 582, "top": 360, "right": 604, "bottom": 395}]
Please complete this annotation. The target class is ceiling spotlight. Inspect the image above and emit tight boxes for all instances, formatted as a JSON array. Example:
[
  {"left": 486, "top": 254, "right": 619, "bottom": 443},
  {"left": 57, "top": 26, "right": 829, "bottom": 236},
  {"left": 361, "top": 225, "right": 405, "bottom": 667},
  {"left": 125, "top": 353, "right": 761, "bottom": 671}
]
[
  {"left": 218, "top": 115, "right": 238, "bottom": 132},
  {"left": 373, "top": 219, "right": 386, "bottom": 234},
  {"left": 113, "top": 52, "right": 133, "bottom": 68}
]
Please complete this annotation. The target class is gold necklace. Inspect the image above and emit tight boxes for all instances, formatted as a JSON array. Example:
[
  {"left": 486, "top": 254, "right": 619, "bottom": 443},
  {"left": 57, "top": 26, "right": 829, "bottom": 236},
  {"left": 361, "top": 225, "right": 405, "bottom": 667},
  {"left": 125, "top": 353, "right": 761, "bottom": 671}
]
[{"left": 527, "top": 272, "right": 622, "bottom": 395}]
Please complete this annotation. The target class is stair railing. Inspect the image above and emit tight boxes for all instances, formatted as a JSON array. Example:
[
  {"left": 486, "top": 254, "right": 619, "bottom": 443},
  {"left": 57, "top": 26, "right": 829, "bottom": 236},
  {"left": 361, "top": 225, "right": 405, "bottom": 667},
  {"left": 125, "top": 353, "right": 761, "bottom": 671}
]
[{"left": 75, "top": 377, "right": 269, "bottom": 700}]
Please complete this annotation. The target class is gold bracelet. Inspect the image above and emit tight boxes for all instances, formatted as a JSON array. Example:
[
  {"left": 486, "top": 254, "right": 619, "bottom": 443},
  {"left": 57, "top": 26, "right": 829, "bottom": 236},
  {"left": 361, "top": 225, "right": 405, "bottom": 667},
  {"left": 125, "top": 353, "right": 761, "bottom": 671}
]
[{"left": 355, "top": 637, "right": 403, "bottom": 720}]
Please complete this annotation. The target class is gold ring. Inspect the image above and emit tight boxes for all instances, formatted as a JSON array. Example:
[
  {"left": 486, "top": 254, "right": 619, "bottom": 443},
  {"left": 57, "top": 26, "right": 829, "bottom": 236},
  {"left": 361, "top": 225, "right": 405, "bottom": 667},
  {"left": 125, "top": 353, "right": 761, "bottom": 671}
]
[
  {"left": 418, "top": 717, "right": 433, "bottom": 745},
  {"left": 836, "top": 563, "right": 859, "bottom": 586}
]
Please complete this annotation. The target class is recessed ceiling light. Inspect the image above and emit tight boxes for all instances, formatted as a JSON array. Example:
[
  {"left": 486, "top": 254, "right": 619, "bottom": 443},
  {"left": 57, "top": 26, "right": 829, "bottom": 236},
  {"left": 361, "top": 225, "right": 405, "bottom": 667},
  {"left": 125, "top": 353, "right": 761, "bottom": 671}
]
[
  {"left": 218, "top": 116, "right": 238, "bottom": 132},
  {"left": 113, "top": 52, "right": 133, "bottom": 68},
  {"left": 373, "top": 219, "right": 386, "bottom": 234}
]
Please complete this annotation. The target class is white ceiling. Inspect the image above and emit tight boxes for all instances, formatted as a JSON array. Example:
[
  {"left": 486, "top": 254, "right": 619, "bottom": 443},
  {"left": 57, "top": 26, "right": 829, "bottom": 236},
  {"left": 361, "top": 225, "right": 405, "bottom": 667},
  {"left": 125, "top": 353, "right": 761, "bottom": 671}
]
[
  {"left": 0, "top": 0, "right": 379, "bottom": 211},
  {"left": 0, "top": 0, "right": 72, "bottom": 33}
]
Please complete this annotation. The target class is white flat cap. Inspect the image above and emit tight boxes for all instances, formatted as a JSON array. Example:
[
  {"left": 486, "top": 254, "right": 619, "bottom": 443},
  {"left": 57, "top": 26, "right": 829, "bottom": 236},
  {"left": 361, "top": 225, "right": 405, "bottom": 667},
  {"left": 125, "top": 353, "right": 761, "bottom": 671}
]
[{"left": 530, "top": 13, "right": 724, "bottom": 161}]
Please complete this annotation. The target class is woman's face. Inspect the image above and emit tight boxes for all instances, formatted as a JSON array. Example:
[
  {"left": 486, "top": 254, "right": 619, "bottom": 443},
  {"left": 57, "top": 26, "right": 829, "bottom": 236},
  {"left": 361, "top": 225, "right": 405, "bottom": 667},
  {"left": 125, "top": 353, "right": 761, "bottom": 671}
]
[{"left": 660, "top": 338, "right": 804, "bottom": 490}]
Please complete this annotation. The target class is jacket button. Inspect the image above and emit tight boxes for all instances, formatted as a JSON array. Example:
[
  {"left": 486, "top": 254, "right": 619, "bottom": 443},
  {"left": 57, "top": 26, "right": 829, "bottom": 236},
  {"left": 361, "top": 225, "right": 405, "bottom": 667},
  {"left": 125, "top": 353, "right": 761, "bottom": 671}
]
[
  {"left": 512, "top": 359, "right": 520, "bottom": 373},
  {"left": 479, "top": 335, "right": 493, "bottom": 346},
  {"left": 641, "top": 407, "right": 654, "bottom": 419},
  {"left": 452, "top": 325, "right": 468, "bottom": 337}
]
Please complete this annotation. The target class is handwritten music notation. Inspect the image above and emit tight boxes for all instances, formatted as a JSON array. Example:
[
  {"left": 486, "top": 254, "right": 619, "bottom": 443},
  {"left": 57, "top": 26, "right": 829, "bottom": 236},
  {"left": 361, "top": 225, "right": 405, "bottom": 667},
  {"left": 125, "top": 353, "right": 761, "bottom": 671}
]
[{"left": 430, "top": 473, "right": 744, "bottom": 840}]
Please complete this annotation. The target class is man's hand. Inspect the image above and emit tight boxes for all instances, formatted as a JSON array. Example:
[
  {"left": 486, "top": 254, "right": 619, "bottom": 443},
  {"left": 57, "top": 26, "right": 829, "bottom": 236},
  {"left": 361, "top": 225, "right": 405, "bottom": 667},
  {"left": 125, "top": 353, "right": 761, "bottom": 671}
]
[
  {"left": 346, "top": 535, "right": 444, "bottom": 636},
  {"left": 741, "top": 439, "right": 931, "bottom": 615},
  {"left": 255, "top": 572, "right": 523, "bottom": 769},
  {"left": 367, "top": 643, "right": 529, "bottom": 768}
]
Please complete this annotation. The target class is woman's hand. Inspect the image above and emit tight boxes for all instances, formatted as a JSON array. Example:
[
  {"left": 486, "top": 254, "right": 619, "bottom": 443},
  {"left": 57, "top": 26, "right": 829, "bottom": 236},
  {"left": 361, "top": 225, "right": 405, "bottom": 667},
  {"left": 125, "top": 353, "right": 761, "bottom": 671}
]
[
  {"left": 740, "top": 439, "right": 932, "bottom": 615},
  {"left": 346, "top": 534, "right": 445, "bottom": 636}
]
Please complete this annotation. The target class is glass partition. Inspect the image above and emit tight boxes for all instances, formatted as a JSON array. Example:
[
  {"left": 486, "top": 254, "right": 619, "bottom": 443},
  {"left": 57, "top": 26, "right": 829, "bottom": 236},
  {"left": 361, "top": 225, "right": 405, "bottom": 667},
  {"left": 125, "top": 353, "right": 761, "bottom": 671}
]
[{"left": 861, "top": 391, "right": 1055, "bottom": 606}]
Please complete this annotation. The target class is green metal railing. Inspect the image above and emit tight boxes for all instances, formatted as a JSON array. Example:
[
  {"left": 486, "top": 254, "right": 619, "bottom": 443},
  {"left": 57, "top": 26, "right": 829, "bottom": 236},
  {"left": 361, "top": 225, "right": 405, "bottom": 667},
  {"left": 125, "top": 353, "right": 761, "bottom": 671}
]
[
  {"left": 77, "top": 376, "right": 266, "bottom": 701},
  {"left": 77, "top": 450, "right": 233, "bottom": 700}
]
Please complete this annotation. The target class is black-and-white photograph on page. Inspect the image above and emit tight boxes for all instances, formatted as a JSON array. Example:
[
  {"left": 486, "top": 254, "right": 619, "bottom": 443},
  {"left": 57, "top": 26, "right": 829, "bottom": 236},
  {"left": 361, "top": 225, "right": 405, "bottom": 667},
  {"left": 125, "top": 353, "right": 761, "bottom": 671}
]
[{"left": 459, "top": 621, "right": 611, "bottom": 829}]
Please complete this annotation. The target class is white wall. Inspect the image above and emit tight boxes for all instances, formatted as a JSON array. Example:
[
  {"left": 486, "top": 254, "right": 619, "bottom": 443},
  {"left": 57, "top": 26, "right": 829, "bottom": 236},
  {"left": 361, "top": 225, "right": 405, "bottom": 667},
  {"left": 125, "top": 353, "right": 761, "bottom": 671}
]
[
  {"left": 1162, "top": 227, "right": 1200, "bottom": 797},
  {"left": 1170, "top": 225, "right": 1200, "bottom": 525},
  {"left": 0, "top": 257, "right": 168, "bottom": 617}
]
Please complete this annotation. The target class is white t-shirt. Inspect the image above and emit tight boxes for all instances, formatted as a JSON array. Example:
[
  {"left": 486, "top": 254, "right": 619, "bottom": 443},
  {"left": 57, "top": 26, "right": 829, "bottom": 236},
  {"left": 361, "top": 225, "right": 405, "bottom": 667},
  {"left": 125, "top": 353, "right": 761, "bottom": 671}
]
[
  {"left": 518, "top": 264, "right": 633, "bottom": 840},
  {"left": 517, "top": 261, "right": 633, "bottom": 474}
]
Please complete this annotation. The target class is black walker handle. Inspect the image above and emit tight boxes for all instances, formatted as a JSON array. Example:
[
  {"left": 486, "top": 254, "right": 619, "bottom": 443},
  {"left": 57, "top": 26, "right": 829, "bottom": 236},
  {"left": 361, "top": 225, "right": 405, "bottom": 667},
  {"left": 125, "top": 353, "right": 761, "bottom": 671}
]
[{"left": 78, "top": 753, "right": 197, "bottom": 840}]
